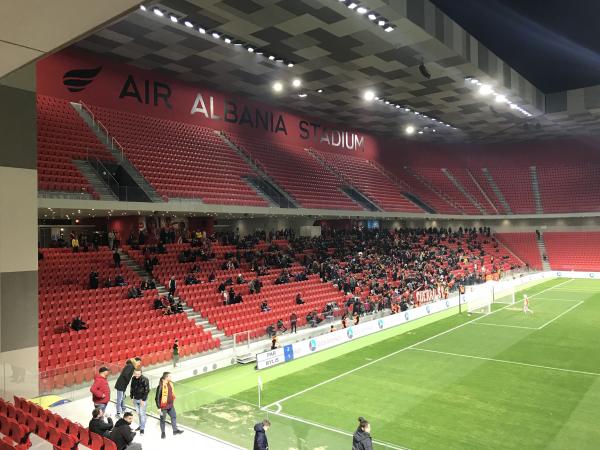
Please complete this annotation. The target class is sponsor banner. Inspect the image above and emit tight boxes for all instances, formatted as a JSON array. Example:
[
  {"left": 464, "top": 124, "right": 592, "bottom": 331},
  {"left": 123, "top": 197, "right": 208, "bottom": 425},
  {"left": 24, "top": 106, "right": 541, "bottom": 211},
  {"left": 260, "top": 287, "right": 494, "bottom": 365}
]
[
  {"left": 37, "top": 48, "right": 381, "bottom": 156},
  {"left": 256, "top": 296, "right": 460, "bottom": 370},
  {"left": 555, "top": 271, "right": 600, "bottom": 279}
]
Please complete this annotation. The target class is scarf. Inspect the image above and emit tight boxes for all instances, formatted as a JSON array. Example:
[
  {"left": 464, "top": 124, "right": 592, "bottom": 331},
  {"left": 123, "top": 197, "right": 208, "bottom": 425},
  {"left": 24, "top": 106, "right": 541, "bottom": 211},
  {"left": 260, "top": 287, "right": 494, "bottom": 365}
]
[{"left": 160, "top": 380, "right": 175, "bottom": 408}]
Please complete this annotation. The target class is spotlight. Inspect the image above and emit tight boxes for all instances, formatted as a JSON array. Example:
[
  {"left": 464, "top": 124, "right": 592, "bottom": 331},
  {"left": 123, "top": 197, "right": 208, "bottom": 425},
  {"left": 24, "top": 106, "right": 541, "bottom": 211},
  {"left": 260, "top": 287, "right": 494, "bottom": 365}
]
[
  {"left": 395, "top": 105, "right": 401, "bottom": 109},
  {"left": 153, "top": 8, "right": 164, "bottom": 17},
  {"left": 495, "top": 94, "right": 507, "bottom": 103},
  {"left": 378, "top": 20, "right": 386, "bottom": 26},
  {"left": 298, "top": 93, "right": 307, "bottom": 98},
  {"left": 374, "top": 96, "right": 379, "bottom": 100},
  {"left": 368, "top": 13, "right": 377, "bottom": 20},
  {"left": 384, "top": 26, "right": 394, "bottom": 32},
  {"left": 405, "top": 125, "right": 415, "bottom": 135},
  {"left": 272, "top": 81, "right": 283, "bottom": 92},
  {"left": 292, "top": 78, "right": 302, "bottom": 88},
  {"left": 418, "top": 130, "right": 424, "bottom": 134},
  {"left": 170, "top": 15, "right": 178, "bottom": 23},
  {"left": 317, "top": 89, "right": 323, "bottom": 93},
  {"left": 356, "top": 6, "right": 368, "bottom": 14},
  {"left": 224, "top": 37, "right": 232, "bottom": 44},
  {"left": 287, "top": 63, "right": 294, "bottom": 68},
  {"left": 384, "top": 100, "right": 390, "bottom": 104},
  {"left": 418, "top": 62, "right": 431, "bottom": 79},
  {"left": 184, "top": 20, "right": 193, "bottom": 28},
  {"left": 199, "top": 27, "right": 206, "bottom": 34},
  {"left": 363, "top": 90, "right": 375, "bottom": 101},
  {"left": 268, "top": 55, "right": 275, "bottom": 61},
  {"left": 432, "top": 129, "right": 437, "bottom": 132},
  {"left": 139, "top": 5, "right": 147, "bottom": 11},
  {"left": 478, "top": 84, "right": 492, "bottom": 96},
  {"left": 212, "top": 32, "right": 220, "bottom": 39},
  {"left": 247, "top": 47, "right": 254, "bottom": 52},
  {"left": 234, "top": 42, "right": 243, "bottom": 46},
  {"left": 348, "top": 3, "right": 358, "bottom": 9},
  {"left": 509, "top": 103, "right": 518, "bottom": 109},
  {"left": 470, "top": 78, "right": 478, "bottom": 84}
]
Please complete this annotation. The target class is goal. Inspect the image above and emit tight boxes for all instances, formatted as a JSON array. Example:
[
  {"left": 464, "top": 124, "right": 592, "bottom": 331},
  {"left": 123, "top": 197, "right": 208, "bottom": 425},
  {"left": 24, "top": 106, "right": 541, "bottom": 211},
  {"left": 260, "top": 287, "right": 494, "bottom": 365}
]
[
  {"left": 492, "top": 285, "right": 516, "bottom": 305},
  {"left": 466, "top": 286, "right": 493, "bottom": 315}
]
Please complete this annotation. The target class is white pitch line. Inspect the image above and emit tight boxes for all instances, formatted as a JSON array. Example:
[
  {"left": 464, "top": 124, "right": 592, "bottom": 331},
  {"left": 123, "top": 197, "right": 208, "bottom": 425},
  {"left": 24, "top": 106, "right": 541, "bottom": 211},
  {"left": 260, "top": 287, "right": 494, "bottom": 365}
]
[
  {"left": 262, "top": 278, "right": 574, "bottom": 410},
  {"left": 267, "top": 409, "right": 411, "bottom": 450},
  {"left": 409, "top": 347, "right": 600, "bottom": 377},
  {"left": 537, "top": 300, "right": 584, "bottom": 330},
  {"left": 472, "top": 322, "right": 539, "bottom": 330},
  {"left": 527, "top": 297, "right": 581, "bottom": 302}
]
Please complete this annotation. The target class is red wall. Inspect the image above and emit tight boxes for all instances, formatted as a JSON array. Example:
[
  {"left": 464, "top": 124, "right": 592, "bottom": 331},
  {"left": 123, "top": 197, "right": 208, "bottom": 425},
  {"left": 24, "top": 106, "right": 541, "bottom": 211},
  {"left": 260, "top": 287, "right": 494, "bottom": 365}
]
[{"left": 108, "top": 216, "right": 140, "bottom": 241}]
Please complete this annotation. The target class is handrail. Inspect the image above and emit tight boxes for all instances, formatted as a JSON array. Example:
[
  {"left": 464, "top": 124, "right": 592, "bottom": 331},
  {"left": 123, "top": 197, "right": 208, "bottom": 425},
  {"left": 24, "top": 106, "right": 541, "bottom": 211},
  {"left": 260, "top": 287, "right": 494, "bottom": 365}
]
[{"left": 79, "top": 100, "right": 124, "bottom": 162}]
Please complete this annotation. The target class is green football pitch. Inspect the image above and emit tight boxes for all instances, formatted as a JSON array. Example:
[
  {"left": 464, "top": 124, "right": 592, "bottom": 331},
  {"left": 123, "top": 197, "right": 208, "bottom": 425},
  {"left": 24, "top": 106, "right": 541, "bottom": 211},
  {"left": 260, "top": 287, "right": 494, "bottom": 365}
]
[{"left": 145, "top": 277, "right": 600, "bottom": 450}]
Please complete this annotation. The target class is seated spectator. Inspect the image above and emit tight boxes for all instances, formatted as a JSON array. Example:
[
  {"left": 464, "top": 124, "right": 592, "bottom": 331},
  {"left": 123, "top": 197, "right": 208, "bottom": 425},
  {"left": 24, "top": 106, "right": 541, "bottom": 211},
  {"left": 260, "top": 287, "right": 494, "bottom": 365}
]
[
  {"left": 153, "top": 298, "right": 165, "bottom": 310},
  {"left": 140, "top": 279, "right": 150, "bottom": 291},
  {"left": 71, "top": 316, "right": 88, "bottom": 331},
  {"left": 163, "top": 305, "right": 173, "bottom": 316},
  {"left": 276, "top": 319, "right": 287, "bottom": 333},
  {"left": 89, "top": 407, "right": 113, "bottom": 438},
  {"left": 127, "top": 287, "right": 142, "bottom": 299},
  {"left": 108, "top": 411, "right": 141, "bottom": 450},
  {"left": 148, "top": 278, "right": 157, "bottom": 290},
  {"left": 228, "top": 287, "right": 236, "bottom": 304},
  {"left": 184, "top": 273, "right": 199, "bottom": 285},
  {"left": 260, "top": 301, "right": 271, "bottom": 312},
  {"left": 89, "top": 271, "right": 99, "bottom": 289},
  {"left": 115, "top": 274, "right": 126, "bottom": 286},
  {"left": 172, "top": 301, "right": 184, "bottom": 314},
  {"left": 208, "top": 271, "right": 216, "bottom": 282},
  {"left": 295, "top": 293, "right": 305, "bottom": 305},
  {"left": 190, "top": 264, "right": 200, "bottom": 273},
  {"left": 266, "top": 324, "right": 276, "bottom": 337},
  {"left": 236, "top": 273, "right": 246, "bottom": 284},
  {"left": 234, "top": 293, "right": 243, "bottom": 304},
  {"left": 218, "top": 282, "right": 226, "bottom": 293}
]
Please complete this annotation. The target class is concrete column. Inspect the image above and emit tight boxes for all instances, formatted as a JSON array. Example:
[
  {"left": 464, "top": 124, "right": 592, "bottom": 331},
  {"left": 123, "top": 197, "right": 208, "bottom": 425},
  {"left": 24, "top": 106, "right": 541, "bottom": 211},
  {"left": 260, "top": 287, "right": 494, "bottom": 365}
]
[{"left": 0, "top": 64, "right": 39, "bottom": 398}]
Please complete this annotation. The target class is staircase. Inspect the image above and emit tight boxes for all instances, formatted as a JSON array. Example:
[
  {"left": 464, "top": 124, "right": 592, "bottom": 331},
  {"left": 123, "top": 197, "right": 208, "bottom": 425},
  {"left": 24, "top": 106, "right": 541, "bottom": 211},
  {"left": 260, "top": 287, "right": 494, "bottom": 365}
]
[
  {"left": 482, "top": 168, "right": 513, "bottom": 214},
  {"left": 529, "top": 166, "right": 544, "bottom": 214},
  {"left": 536, "top": 233, "right": 552, "bottom": 271},
  {"left": 369, "top": 161, "right": 435, "bottom": 213},
  {"left": 217, "top": 131, "right": 299, "bottom": 208},
  {"left": 242, "top": 176, "right": 296, "bottom": 208},
  {"left": 308, "top": 148, "right": 381, "bottom": 211},
  {"left": 442, "top": 168, "right": 486, "bottom": 214},
  {"left": 71, "top": 102, "right": 164, "bottom": 203},
  {"left": 467, "top": 169, "right": 499, "bottom": 214},
  {"left": 119, "top": 251, "right": 235, "bottom": 352},
  {"left": 405, "top": 167, "right": 462, "bottom": 213},
  {"left": 72, "top": 160, "right": 117, "bottom": 200}
]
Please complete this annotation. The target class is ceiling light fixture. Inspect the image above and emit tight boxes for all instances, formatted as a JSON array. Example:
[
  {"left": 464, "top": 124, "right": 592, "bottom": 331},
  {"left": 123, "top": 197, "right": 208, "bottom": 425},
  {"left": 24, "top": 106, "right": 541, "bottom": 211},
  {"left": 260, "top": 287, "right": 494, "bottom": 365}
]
[
  {"left": 199, "top": 27, "right": 206, "bottom": 34},
  {"left": 378, "top": 20, "right": 386, "bottom": 26},
  {"left": 317, "top": 89, "right": 323, "bottom": 93},
  {"left": 292, "top": 78, "right": 302, "bottom": 88},
  {"left": 363, "top": 90, "right": 375, "bottom": 101},
  {"left": 273, "top": 81, "right": 283, "bottom": 93},
  {"left": 368, "top": 13, "right": 377, "bottom": 20},
  {"left": 478, "top": 84, "right": 492, "bottom": 96},
  {"left": 356, "top": 6, "right": 368, "bottom": 14},
  {"left": 288, "top": 63, "right": 294, "bottom": 67},
  {"left": 139, "top": 5, "right": 147, "bottom": 11},
  {"left": 212, "top": 32, "right": 220, "bottom": 39},
  {"left": 384, "top": 26, "right": 394, "bottom": 32},
  {"left": 184, "top": 20, "right": 193, "bottom": 28},
  {"left": 247, "top": 47, "right": 254, "bottom": 52},
  {"left": 153, "top": 8, "right": 164, "bottom": 17},
  {"left": 405, "top": 125, "right": 415, "bottom": 135},
  {"left": 348, "top": 3, "right": 358, "bottom": 9},
  {"left": 298, "top": 93, "right": 307, "bottom": 98},
  {"left": 268, "top": 55, "right": 275, "bottom": 61},
  {"left": 495, "top": 94, "right": 507, "bottom": 103},
  {"left": 224, "top": 37, "right": 232, "bottom": 44},
  {"left": 170, "top": 15, "right": 178, "bottom": 23}
]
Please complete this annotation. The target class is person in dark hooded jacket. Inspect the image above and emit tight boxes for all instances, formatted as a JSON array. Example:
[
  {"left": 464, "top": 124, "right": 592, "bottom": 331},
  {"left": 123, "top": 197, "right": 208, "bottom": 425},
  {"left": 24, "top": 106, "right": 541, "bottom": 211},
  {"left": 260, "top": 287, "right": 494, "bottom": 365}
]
[
  {"left": 108, "top": 412, "right": 141, "bottom": 450},
  {"left": 115, "top": 357, "right": 141, "bottom": 417},
  {"left": 253, "top": 419, "right": 270, "bottom": 450},
  {"left": 352, "top": 417, "right": 373, "bottom": 450}
]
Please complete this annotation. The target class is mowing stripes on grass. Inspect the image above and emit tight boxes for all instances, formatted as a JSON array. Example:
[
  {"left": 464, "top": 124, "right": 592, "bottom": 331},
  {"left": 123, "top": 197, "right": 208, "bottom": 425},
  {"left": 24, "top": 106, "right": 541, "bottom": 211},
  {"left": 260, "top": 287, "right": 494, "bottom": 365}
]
[
  {"left": 409, "top": 347, "right": 600, "bottom": 377},
  {"left": 537, "top": 300, "right": 584, "bottom": 329},
  {"left": 263, "top": 278, "right": 574, "bottom": 412}
]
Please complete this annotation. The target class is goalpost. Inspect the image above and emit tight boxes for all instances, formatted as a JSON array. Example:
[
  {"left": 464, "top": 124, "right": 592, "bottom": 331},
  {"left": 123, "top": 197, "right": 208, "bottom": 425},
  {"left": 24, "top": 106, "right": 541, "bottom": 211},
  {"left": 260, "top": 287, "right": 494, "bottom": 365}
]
[{"left": 466, "top": 285, "right": 516, "bottom": 315}]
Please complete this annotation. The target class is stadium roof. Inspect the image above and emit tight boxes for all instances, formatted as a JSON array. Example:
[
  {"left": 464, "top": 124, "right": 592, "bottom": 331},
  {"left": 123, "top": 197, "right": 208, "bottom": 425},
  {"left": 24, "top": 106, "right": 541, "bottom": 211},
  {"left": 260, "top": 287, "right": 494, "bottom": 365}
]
[{"left": 72, "top": 0, "right": 600, "bottom": 143}]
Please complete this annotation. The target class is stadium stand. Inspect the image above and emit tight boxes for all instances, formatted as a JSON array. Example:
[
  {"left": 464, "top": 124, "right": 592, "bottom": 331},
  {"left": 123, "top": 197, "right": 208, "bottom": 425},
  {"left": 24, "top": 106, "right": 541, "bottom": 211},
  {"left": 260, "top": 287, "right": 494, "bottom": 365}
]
[
  {"left": 543, "top": 232, "right": 600, "bottom": 271},
  {"left": 537, "top": 165, "right": 600, "bottom": 213},
  {"left": 38, "top": 248, "right": 218, "bottom": 390},
  {"left": 225, "top": 132, "right": 363, "bottom": 210},
  {"left": 311, "top": 150, "right": 424, "bottom": 212},
  {"left": 37, "top": 95, "right": 114, "bottom": 198},
  {"left": 395, "top": 167, "right": 461, "bottom": 214},
  {"left": 495, "top": 232, "right": 542, "bottom": 269},
  {"left": 444, "top": 168, "right": 498, "bottom": 214},
  {"left": 485, "top": 167, "right": 536, "bottom": 214},
  {"left": 87, "top": 105, "right": 269, "bottom": 206}
]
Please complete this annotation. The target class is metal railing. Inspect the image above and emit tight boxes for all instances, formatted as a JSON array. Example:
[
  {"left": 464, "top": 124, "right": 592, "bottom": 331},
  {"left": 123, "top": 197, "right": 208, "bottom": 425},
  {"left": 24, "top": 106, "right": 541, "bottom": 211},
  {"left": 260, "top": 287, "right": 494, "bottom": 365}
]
[{"left": 80, "top": 100, "right": 125, "bottom": 162}]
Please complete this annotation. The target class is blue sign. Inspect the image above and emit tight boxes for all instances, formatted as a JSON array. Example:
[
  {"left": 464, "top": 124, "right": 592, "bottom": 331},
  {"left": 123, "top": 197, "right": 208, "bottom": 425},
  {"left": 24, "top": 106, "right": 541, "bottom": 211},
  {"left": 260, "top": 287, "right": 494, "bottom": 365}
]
[
  {"left": 377, "top": 319, "right": 384, "bottom": 329},
  {"left": 347, "top": 327, "right": 354, "bottom": 339},
  {"left": 284, "top": 344, "right": 294, "bottom": 362}
]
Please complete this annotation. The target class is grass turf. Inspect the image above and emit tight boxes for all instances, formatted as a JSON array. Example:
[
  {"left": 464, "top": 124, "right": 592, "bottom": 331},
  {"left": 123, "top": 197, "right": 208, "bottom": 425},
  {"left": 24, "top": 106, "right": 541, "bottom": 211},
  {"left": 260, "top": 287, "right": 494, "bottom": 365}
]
[{"left": 149, "top": 277, "right": 600, "bottom": 449}]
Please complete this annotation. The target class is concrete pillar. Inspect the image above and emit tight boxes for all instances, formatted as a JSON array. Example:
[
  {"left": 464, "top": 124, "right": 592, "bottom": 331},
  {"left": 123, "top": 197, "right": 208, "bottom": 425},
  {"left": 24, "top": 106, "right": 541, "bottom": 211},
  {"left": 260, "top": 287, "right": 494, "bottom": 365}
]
[{"left": 0, "top": 64, "right": 39, "bottom": 398}]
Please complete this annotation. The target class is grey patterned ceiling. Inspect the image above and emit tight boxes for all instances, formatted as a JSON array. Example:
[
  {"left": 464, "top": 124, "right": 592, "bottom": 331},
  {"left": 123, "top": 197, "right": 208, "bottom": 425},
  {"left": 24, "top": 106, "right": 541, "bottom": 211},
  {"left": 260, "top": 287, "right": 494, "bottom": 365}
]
[{"left": 73, "top": 0, "right": 600, "bottom": 144}]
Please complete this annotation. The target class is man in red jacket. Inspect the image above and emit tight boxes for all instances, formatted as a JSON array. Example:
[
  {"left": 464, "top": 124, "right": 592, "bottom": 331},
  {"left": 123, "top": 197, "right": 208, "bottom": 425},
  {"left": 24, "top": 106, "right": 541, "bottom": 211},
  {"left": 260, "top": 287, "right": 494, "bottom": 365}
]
[{"left": 90, "top": 367, "right": 110, "bottom": 412}]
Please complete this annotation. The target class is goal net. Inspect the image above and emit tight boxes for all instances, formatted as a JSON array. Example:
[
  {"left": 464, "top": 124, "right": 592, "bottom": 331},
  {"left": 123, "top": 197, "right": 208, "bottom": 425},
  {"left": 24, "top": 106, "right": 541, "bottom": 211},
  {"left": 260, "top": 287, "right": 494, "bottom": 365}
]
[
  {"left": 492, "top": 285, "right": 516, "bottom": 305},
  {"left": 466, "top": 286, "right": 493, "bottom": 315}
]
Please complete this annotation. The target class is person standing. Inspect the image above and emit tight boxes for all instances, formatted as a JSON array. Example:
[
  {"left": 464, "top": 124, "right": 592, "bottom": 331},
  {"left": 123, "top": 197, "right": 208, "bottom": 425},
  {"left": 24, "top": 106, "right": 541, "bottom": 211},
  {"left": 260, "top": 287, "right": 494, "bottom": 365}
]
[
  {"left": 113, "top": 250, "right": 121, "bottom": 268},
  {"left": 253, "top": 419, "right": 270, "bottom": 450},
  {"left": 115, "top": 358, "right": 141, "bottom": 418},
  {"left": 130, "top": 369, "right": 149, "bottom": 435},
  {"left": 168, "top": 276, "right": 176, "bottom": 297},
  {"left": 352, "top": 417, "right": 373, "bottom": 450},
  {"left": 155, "top": 372, "right": 184, "bottom": 439},
  {"left": 108, "top": 230, "right": 116, "bottom": 250},
  {"left": 172, "top": 339, "right": 179, "bottom": 367},
  {"left": 90, "top": 367, "right": 110, "bottom": 411},
  {"left": 290, "top": 312, "right": 297, "bottom": 334}
]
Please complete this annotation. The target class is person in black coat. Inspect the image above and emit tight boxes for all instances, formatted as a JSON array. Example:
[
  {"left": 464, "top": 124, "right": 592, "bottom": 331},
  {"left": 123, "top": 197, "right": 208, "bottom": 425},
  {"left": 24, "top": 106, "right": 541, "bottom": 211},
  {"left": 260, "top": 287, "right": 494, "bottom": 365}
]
[
  {"left": 130, "top": 369, "right": 150, "bottom": 434},
  {"left": 253, "top": 419, "right": 270, "bottom": 450},
  {"left": 108, "top": 412, "right": 141, "bottom": 450},
  {"left": 168, "top": 276, "right": 176, "bottom": 296},
  {"left": 115, "top": 358, "right": 141, "bottom": 417},
  {"left": 89, "top": 407, "right": 113, "bottom": 438},
  {"left": 113, "top": 250, "right": 121, "bottom": 268},
  {"left": 352, "top": 417, "right": 373, "bottom": 450}
]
